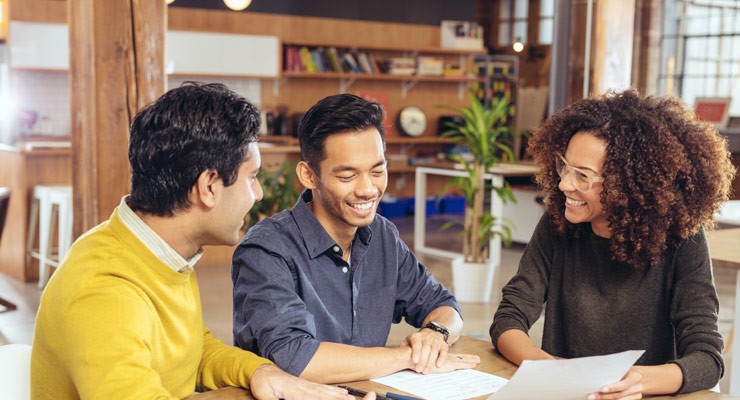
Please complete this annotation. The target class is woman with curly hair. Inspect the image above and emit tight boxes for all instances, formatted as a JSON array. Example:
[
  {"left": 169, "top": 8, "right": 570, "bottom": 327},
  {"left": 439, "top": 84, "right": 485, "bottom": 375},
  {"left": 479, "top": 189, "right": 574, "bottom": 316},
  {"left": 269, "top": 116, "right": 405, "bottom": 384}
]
[{"left": 490, "top": 90, "right": 735, "bottom": 399}]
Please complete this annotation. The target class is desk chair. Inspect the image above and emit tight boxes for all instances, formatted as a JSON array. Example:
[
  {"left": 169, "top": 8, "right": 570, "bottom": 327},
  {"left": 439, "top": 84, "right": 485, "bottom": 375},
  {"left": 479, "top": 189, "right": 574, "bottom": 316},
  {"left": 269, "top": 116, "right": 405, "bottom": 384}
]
[
  {"left": 0, "top": 344, "right": 32, "bottom": 400},
  {"left": 0, "top": 188, "right": 17, "bottom": 314}
]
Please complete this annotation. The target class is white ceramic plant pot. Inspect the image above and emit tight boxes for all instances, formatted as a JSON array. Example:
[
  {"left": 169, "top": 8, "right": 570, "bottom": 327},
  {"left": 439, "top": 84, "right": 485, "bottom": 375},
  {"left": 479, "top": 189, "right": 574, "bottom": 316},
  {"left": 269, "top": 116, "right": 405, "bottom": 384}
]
[{"left": 451, "top": 256, "right": 494, "bottom": 303}]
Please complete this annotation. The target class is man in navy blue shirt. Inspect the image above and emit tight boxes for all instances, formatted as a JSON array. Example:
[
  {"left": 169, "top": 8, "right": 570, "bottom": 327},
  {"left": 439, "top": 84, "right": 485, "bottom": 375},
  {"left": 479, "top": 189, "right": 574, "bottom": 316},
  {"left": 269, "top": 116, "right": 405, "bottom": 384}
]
[{"left": 232, "top": 94, "right": 479, "bottom": 384}]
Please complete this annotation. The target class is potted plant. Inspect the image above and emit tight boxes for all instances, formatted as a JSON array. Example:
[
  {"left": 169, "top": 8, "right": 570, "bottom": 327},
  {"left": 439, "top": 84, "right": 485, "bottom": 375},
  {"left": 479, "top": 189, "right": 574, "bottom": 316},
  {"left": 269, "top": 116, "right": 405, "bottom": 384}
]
[
  {"left": 244, "top": 161, "right": 301, "bottom": 230},
  {"left": 441, "top": 92, "right": 516, "bottom": 302}
]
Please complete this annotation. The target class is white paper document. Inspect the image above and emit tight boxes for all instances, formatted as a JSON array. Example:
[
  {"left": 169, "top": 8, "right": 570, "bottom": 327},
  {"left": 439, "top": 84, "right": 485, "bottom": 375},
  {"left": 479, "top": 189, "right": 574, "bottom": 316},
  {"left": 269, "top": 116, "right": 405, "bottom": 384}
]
[
  {"left": 488, "top": 350, "right": 645, "bottom": 400},
  {"left": 372, "top": 369, "right": 509, "bottom": 400}
]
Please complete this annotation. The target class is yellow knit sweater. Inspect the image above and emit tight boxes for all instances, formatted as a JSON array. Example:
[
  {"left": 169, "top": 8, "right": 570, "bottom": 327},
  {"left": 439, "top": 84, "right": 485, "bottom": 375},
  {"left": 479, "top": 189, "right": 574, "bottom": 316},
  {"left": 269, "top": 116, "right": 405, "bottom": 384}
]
[{"left": 31, "top": 207, "right": 271, "bottom": 399}]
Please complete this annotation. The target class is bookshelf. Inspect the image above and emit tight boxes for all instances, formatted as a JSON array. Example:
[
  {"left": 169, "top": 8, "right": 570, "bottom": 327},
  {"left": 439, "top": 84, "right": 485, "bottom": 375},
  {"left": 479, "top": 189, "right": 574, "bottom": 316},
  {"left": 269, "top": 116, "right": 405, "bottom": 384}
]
[{"left": 281, "top": 40, "right": 485, "bottom": 97}]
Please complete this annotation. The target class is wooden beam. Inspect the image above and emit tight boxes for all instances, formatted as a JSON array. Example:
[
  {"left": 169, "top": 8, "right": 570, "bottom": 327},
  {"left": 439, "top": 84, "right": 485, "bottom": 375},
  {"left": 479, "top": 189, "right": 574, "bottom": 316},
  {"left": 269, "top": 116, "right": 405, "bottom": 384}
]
[{"left": 68, "top": 0, "right": 165, "bottom": 236}]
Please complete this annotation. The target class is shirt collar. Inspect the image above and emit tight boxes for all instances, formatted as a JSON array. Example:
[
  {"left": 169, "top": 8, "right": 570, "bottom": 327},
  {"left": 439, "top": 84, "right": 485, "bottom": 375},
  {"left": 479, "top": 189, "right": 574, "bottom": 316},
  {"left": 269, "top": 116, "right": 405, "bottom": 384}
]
[
  {"left": 118, "top": 196, "right": 203, "bottom": 273},
  {"left": 292, "top": 189, "right": 372, "bottom": 259}
]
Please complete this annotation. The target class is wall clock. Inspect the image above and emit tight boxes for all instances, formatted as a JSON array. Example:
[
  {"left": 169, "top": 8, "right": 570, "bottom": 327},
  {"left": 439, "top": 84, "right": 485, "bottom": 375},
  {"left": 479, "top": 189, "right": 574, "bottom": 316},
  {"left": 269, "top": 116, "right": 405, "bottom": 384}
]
[{"left": 397, "top": 106, "right": 427, "bottom": 137}]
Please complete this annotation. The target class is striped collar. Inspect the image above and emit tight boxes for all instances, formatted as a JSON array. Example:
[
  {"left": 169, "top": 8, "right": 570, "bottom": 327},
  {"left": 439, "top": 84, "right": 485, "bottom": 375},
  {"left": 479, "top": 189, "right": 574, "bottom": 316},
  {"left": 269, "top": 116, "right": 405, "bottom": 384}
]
[{"left": 118, "top": 196, "right": 202, "bottom": 274}]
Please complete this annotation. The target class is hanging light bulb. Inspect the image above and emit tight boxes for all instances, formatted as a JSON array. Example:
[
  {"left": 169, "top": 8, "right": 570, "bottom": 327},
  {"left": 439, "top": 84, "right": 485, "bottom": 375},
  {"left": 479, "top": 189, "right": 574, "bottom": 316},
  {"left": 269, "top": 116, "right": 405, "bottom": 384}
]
[
  {"left": 166, "top": 0, "right": 175, "bottom": 4},
  {"left": 512, "top": 38, "right": 524, "bottom": 53},
  {"left": 223, "top": 0, "right": 252, "bottom": 11}
]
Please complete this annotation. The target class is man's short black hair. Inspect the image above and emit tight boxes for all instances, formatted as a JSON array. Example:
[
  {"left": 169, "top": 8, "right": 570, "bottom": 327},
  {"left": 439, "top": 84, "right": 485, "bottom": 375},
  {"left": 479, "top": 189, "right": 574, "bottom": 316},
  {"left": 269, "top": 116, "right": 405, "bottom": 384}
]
[
  {"left": 127, "top": 82, "right": 260, "bottom": 216},
  {"left": 297, "top": 93, "right": 385, "bottom": 172}
]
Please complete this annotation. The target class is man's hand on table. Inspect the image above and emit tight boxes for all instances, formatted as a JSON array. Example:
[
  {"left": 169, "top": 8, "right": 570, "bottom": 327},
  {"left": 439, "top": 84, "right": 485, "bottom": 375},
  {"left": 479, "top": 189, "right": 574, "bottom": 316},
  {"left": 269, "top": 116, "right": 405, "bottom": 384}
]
[
  {"left": 250, "top": 364, "right": 377, "bottom": 400},
  {"left": 402, "top": 331, "right": 480, "bottom": 374}
]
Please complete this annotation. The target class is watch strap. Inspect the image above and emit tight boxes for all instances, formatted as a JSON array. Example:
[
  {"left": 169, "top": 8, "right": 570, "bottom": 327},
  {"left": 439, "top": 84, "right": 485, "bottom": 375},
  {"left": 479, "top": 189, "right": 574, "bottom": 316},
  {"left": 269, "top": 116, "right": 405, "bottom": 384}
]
[{"left": 421, "top": 321, "right": 449, "bottom": 343}]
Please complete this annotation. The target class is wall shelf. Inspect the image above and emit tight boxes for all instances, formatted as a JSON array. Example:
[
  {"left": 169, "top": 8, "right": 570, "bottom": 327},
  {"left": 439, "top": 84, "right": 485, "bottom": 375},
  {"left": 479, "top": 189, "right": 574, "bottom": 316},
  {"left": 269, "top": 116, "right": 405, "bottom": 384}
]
[
  {"left": 282, "top": 39, "right": 486, "bottom": 56},
  {"left": 280, "top": 40, "right": 485, "bottom": 98}
]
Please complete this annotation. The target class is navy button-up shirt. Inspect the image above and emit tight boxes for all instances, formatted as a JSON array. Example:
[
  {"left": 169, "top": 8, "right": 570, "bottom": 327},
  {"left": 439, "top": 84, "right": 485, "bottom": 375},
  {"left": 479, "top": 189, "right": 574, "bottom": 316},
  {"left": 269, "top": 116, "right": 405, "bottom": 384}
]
[{"left": 232, "top": 190, "right": 459, "bottom": 376}]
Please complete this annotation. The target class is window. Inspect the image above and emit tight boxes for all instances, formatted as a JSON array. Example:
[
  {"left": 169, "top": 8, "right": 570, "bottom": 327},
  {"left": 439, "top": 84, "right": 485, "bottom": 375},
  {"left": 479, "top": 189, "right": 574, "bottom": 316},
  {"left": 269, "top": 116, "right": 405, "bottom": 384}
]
[
  {"left": 497, "top": 0, "right": 554, "bottom": 46},
  {"left": 660, "top": 0, "right": 740, "bottom": 117}
]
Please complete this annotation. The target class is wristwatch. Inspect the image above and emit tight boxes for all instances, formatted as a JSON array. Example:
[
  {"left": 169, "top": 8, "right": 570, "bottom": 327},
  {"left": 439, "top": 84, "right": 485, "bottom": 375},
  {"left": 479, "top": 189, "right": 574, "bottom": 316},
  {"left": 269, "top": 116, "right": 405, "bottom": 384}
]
[{"left": 421, "top": 321, "right": 449, "bottom": 343}]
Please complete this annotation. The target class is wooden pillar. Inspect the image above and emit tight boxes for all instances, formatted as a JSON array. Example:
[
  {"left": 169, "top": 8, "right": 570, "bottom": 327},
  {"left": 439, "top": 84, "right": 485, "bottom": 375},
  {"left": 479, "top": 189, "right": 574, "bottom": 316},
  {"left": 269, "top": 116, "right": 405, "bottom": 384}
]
[
  {"left": 631, "top": 0, "right": 663, "bottom": 95},
  {"left": 68, "top": 0, "right": 166, "bottom": 236}
]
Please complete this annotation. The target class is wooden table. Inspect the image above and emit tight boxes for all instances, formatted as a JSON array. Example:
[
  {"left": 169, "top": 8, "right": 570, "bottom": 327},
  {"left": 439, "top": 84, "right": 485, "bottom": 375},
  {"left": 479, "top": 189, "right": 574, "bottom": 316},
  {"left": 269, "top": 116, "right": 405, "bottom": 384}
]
[
  {"left": 192, "top": 336, "right": 732, "bottom": 399},
  {"left": 707, "top": 228, "right": 740, "bottom": 396}
]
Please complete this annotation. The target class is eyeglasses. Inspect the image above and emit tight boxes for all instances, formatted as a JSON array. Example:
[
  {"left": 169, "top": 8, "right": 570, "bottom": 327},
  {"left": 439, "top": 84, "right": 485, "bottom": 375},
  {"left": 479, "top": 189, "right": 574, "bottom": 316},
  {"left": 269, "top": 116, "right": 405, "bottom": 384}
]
[{"left": 555, "top": 154, "right": 604, "bottom": 192}]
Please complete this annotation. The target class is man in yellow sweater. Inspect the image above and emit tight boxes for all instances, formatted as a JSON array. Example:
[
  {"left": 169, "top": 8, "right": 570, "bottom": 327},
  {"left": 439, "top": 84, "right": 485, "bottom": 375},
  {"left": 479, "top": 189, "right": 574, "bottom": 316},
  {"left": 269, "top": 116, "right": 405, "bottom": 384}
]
[{"left": 31, "top": 83, "right": 371, "bottom": 400}]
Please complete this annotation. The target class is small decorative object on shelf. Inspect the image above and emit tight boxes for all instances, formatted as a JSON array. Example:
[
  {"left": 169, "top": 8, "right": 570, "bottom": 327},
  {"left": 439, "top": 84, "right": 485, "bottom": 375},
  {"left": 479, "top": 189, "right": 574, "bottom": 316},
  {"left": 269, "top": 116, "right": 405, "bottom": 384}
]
[{"left": 440, "top": 20, "right": 484, "bottom": 50}]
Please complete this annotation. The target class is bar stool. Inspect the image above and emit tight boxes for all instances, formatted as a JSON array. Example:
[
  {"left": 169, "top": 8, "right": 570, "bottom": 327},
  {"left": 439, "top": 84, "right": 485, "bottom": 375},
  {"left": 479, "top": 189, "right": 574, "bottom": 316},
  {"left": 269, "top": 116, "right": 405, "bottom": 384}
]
[{"left": 26, "top": 185, "right": 73, "bottom": 289}]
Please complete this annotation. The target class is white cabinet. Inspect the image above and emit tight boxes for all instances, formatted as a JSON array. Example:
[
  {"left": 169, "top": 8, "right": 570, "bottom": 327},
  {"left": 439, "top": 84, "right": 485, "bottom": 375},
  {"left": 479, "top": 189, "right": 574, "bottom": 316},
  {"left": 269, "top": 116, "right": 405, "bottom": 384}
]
[
  {"left": 9, "top": 22, "right": 69, "bottom": 70},
  {"left": 8, "top": 23, "right": 279, "bottom": 79},
  {"left": 504, "top": 187, "right": 544, "bottom": 244},
  {"left": 166, "top": 31, "right": 279, "bottom": 77}
]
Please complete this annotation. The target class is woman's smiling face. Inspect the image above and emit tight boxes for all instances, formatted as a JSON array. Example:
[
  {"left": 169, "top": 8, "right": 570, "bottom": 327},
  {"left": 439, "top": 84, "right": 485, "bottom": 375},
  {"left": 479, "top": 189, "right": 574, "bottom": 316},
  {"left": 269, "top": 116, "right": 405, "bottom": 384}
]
[{"left": 558, "top": 131, "right": 610, "bottom": 237}]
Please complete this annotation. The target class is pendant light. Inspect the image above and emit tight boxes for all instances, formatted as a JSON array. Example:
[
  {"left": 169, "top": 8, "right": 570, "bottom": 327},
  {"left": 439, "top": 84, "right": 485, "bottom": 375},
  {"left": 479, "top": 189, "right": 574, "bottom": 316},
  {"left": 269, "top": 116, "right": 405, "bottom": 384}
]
[
  {"left": 512, "top": 38, "right": 524, "bottom": 53},
  {"left": 223, "top": 0, "right": 252, "bottom": 11}
]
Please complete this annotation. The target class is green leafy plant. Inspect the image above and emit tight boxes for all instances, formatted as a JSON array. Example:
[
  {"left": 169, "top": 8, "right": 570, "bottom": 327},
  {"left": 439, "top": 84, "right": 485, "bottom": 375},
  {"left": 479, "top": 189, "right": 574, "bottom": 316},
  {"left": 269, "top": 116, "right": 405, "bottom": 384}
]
[
  {"left": 440, "top": 92, "right": 517, "bottom": 263},
  {"left": 244, "top": 161, "right": 301, "bottom": 230}
]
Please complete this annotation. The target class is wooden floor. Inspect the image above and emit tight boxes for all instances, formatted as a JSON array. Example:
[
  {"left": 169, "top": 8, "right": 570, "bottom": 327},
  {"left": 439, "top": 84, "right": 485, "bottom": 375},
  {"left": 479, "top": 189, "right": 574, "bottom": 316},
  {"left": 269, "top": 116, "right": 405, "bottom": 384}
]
[{"left": 0, "top": 214, "right": 736, "bottom": 392}]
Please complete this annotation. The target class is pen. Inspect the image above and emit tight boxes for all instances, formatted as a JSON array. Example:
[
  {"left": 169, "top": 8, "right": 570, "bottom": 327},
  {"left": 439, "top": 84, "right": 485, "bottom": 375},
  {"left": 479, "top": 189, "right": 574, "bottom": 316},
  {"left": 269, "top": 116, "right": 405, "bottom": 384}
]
[
  {"left": 385, "top": 392, "right": 424, "bottom": 400},
  {"left": 338, "top": 385, "right": 388, "bottom": 400}
]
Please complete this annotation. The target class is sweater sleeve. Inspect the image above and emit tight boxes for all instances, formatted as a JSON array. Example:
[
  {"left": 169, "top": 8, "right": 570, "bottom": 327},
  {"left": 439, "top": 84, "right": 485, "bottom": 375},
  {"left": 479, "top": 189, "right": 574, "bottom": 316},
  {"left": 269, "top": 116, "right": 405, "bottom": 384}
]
[
  {"left": 668, "top": 229, "right": 724, "bottom": 394},
  {"left": 197, "top": 328, "right": 273, "bottom": 391},
  {"left": 490, "top": 213, "right": 554, "bottom": 348}
]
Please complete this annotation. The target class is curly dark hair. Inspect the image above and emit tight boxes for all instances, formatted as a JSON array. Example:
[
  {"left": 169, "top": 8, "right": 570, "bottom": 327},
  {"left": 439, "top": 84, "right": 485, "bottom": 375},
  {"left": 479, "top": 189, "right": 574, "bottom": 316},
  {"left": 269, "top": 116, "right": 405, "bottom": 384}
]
[{"left": 528, "top": 90, "right": 735, "bottom": 267}]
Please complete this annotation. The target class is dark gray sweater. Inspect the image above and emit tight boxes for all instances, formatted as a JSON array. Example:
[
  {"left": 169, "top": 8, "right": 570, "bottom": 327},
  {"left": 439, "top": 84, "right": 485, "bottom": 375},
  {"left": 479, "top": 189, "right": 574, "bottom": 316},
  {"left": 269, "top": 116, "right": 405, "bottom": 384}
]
[{"left": 490, "top": 213, "right": 724, "bottom": 394}]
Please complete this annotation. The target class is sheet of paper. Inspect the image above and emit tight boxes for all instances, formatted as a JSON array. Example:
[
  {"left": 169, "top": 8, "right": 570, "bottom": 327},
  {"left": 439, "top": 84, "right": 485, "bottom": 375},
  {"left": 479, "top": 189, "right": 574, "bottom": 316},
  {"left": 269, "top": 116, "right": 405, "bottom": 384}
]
[
  {"left": 488, "top": 350, "right": 645, "bottom": 400},
  {"left": 372, "top": 369, "right": 509, "bottom": 400}
]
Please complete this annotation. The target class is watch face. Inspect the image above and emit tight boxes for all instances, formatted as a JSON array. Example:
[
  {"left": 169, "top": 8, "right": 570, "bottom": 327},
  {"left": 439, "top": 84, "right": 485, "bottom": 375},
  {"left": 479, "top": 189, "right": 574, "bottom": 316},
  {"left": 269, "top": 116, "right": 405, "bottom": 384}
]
[{"left": 399, "top": 106, "right": 427, "bottom": 137}]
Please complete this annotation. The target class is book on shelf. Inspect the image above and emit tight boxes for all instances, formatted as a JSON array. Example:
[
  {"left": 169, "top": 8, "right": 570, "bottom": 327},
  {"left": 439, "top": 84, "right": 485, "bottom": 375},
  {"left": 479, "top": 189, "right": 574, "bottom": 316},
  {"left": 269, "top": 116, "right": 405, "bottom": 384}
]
[
  {"left": 298, "top": 46, "right": 316, "bottom": 72},
  {"left": 367, "top": 53, "right": 381, "bottom": 74},
  {"left": 416, "top": 57, "right": 444, "bottom": 76},
  {"left": 443, "top": 63, "right": 465, "bottom": 77},
  {"left": 310, "top": 51, "right": 323, "bottom": 72},
  {"left": 385, "top": 57, "right": 416, "bottom": 76},
  {"left": 357, "top": 52, "right": 374, "bottom": 74},
  {"left": 341, "top": 52, "right": 362, "bottom": 73},
  {"left": 327, "top": 47, "right": 343, "bottom": 72},
  {"left": 284, "top": 46, "right": 300, "bottom": 72}
]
